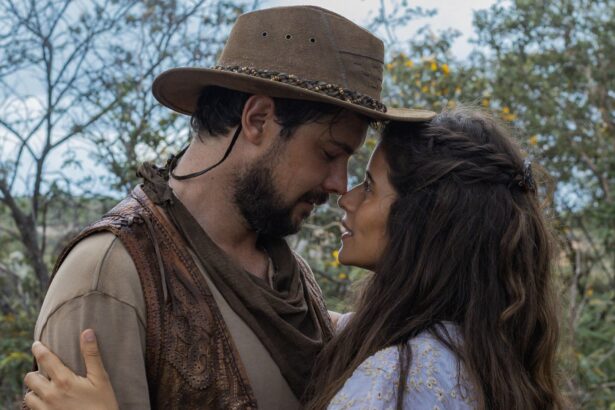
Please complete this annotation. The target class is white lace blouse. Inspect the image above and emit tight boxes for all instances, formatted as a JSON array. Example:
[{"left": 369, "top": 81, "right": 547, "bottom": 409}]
[{"left": 327, "top": 314, "right": 476, "bottom": 410}]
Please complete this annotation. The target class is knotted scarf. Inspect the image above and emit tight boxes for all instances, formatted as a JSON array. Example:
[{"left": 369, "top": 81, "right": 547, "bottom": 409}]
[{"left": 138, "top": 162, "right": 332, "bottom": 400}]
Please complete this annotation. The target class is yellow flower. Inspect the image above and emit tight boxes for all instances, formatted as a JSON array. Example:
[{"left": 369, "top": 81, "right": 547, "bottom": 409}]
[
  {"left": 329, "top": 250, "right": 340, "bottom": 268},
  {"left": 338, "top": 272, "right": 348, "bottom": 280},
  {"left": 421, "top": 85, "right": 429, "bottom": 93},
  {"left": 386, "top": 63, "right": 394, "bottom": 71},
  {"left": 404, "top": 59, "right": 414, "bottom": 68},
  {"left": 441, "top": 63, "right": 450, "bottom": 75},
  {"left": 502, "top": 112, "right": 517, "bottom": 122},
  {"left": 502, "top": 106, "right": 511, "bottom": 114},
  {"left": 529, "top": 135, "right": 538, "bottom": 146},
  {"left": 481, "top": 98, "right": 490, "bottom": 107},
  {"left": 430, "top": 61, "right": 438, "bottom": 71}
]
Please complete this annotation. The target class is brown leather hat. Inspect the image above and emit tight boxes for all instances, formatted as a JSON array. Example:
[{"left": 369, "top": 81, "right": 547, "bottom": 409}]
[{"left": 153, "top": 6, "right": 435, "bottom": 122}]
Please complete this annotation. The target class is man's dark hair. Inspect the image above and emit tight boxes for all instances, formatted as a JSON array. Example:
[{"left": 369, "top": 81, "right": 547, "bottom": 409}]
[{"left": 190, "top": 86, "right": 372, "bottom": 140}]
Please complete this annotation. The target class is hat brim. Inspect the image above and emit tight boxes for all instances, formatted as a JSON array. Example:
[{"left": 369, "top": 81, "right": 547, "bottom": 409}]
[{"left": 152, "top": 67, "right": 435, "bottom": 122}]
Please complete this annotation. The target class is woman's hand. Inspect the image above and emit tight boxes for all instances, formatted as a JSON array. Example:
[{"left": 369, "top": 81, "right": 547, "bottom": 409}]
[
  {"left": 328, "top": 310, "right": 341, "bottom": 329},
  {"left": 24, "top": 329, "right": 119, "bottom": 410}
]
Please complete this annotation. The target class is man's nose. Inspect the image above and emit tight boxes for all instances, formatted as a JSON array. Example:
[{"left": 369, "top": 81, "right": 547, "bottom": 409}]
[{"left": 322, "top": 163, "right": 348, "bottom": 195}]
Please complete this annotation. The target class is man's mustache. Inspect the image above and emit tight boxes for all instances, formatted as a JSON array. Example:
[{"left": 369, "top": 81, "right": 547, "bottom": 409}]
[{"left": 298, "top": 191, "right": 329, "bottom": 206}]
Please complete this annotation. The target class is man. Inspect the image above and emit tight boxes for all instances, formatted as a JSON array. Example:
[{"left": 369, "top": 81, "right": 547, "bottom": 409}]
[{"left": 26, "top": 5, "right": 433, "bottom": 409}]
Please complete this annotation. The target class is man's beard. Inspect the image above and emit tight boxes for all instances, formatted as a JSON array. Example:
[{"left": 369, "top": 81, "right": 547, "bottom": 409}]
[{"left": 233, "top": 145, "right": 328, "bottom": 238}]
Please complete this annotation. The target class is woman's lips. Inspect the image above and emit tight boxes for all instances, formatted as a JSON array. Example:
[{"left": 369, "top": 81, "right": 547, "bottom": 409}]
[{"left": 341, "top": 220, "right": 353, "bottom": 239}]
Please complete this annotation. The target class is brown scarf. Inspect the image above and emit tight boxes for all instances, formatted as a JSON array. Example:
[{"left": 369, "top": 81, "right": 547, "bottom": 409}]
[{"left": 138, "top": 163, "right": 330, "bottom": 400}]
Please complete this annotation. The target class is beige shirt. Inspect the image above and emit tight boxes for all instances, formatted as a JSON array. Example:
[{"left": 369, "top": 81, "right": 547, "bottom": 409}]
[{"left": 34, "top": 232, "right": 301, "bottom": 410}]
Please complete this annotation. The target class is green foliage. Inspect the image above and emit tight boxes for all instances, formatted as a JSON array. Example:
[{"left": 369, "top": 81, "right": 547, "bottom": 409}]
[
  {"left": 0, "top": 309, "right": 36, "bottom": 408},
  {"left": 573, "top": 289, "right": 615, "bottom": 406},
  {"left": 470, "top": 1, "right": 615, "bottom": 407}
]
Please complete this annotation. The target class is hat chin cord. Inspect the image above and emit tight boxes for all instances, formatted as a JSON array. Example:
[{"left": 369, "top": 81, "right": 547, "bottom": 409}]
[{"left": 169, "top": 125, "right": 242, "bottom": 181}]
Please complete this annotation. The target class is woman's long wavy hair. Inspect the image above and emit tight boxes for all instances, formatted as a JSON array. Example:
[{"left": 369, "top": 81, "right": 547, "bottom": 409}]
[{"left": 306, "top": 108, "right": 565, "bottom": 409}]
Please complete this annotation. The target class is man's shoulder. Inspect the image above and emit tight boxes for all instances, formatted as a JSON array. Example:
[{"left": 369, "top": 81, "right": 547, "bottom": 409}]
[
  {"left": 53, "top": 232, "right": 137, "bottom": 291},
  {"left": 39, "top": 232, "right": 145, "bottom": 324},
  {"left": 33, "top": 231, "right": 152, "bottom": 409}
]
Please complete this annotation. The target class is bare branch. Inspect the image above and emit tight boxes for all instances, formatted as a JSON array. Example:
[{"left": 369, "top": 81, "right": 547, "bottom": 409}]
[{"left": 0, "top": 117, "right": 38, "bottom": 165}]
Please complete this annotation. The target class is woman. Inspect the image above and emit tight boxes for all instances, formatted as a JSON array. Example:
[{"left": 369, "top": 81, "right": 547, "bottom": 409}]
[{"left": 24, "top": 108, "right": 566, "bottom": 409}]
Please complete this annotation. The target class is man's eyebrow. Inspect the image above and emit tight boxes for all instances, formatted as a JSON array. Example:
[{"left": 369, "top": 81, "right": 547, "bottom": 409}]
[{"left": 329, "top": 139, "right": 355, "bottom": 156}]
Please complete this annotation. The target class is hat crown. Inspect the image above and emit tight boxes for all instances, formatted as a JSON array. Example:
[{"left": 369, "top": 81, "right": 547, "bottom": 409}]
[
  {"left": 152, "top": 6, "right": 436, "bottom": 122},
  {"left": 218, "top": 6, "right": 384, "bottom": 100}
]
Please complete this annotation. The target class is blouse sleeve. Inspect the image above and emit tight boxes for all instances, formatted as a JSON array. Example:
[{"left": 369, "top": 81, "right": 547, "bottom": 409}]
[
  {"left": 404, "top": 335, "right": 476, "bottom": 409},
  {"left": 327, "top": 334, "right": 476, "bottom": 410},
  {"left": 327, "top": 347, "right": 402, "bottom": 410}
]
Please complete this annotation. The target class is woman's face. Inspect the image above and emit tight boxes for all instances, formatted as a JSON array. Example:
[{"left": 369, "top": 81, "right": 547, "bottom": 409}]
[{"left": 337, "top": 144, "right": 397, "bottom": 271}]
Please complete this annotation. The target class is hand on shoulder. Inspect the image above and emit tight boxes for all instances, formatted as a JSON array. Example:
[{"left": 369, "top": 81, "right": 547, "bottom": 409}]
[{"left": 24, "top": 330, "right": 119, "bottom": 410}]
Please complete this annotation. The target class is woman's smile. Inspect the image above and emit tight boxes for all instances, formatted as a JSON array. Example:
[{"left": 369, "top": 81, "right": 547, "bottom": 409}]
[{"left": 340, "top": 220, "right": 353, "bottom": 239}]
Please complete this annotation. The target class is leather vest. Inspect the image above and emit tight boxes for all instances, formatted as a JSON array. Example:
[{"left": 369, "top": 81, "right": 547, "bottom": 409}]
[{"left": 47, "top": 186, "right": 332, "bottom": 409}]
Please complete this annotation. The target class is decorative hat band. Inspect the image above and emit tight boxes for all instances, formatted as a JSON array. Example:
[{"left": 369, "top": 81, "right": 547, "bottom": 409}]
[{"left": 213, "top": 65, "right": 388, "bottom": 113}]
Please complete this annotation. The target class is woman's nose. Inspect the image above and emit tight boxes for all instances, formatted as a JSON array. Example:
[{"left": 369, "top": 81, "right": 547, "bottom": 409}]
[{"left": 338, "top": 184, "right": 360, "bottom": 211}]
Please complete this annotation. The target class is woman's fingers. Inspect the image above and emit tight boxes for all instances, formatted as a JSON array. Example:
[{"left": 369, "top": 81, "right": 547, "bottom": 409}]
[
  {"left": 80, "top": 329, "right": 108, "bottom": 382},
  {"left": 24, "top": 371, "right": 50, "bottom": 397},
  {"left": 31, "top": 341, "right": 71, "bottom": 383},
  {"left": 24, "top": 390, "right": 46, "bottom": 410},
  {"left": 25, "top": 335, "right": 119, "bottom": 410}
]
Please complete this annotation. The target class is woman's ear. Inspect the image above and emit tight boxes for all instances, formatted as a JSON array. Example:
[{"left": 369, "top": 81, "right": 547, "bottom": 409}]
[{"left": 241, "top": 95, "right": 276, "bottom": 146}]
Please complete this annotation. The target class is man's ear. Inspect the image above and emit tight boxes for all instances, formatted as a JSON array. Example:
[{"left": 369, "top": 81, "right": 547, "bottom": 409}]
[{"left": 241, "top": 95, "right": 276, "bottom": 145}]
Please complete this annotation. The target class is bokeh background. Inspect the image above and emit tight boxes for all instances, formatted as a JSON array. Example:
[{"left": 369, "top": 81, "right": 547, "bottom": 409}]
[{"left": 1, "top": 0, "right": 614, "bottom": 408}]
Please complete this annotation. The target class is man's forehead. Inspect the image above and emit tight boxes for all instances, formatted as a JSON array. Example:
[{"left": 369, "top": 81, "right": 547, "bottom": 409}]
[{"left": 322, "top": 118, "right": 369, "bottom": 155}]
